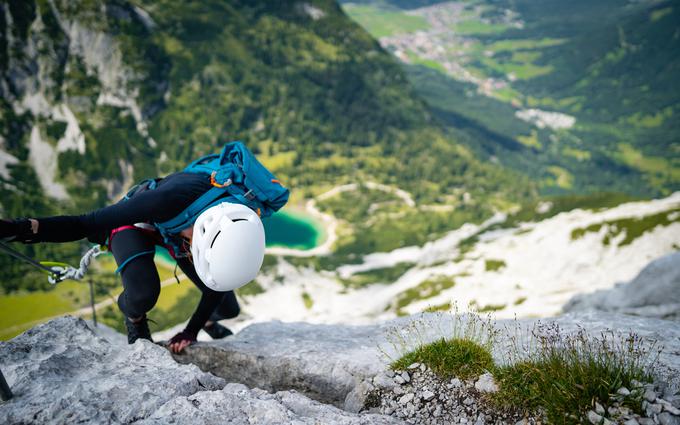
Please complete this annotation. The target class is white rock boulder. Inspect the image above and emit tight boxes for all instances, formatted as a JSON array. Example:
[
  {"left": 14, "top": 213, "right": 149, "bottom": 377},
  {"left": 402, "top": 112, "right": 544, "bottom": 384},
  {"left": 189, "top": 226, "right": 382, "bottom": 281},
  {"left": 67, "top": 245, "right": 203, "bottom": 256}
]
[
  {"left": 0, "top": 316, "right": 400, "bottom": 424},
  {"left": 0, "top": 316, "right": 224, "bottom": 424},
  {"left": 564, "top": 252, "right": 680, "bottom": 320}
]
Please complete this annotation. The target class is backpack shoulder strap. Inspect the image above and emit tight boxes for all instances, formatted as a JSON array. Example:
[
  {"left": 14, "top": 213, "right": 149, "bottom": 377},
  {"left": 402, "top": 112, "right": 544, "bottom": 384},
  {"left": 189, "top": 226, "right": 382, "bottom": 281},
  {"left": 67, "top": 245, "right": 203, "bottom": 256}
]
[{"left": 155, "top": 184, "right": 234, "bottom": 236}]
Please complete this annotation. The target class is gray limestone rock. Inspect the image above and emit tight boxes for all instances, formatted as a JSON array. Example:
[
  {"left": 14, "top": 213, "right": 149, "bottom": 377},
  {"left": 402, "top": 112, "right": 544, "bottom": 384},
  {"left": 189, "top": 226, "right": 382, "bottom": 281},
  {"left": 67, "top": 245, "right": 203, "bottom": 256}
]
[
  {"left": 84, "top": 319, "right": 128, "bottom": 346},
  {"left": 172, "top": 310, "right": 680, "bottom": 416},
  {"left": 0, "top": 316, "right": 224, "bottom": 424},
  {"left": 346, "top": 380, "right": 376, "bottom": 414},
  {"left": 619, "top": 387, "right": 632, "bottom": 396},
  {"left": 474, "top": 373, "right": 498, "bottom": 393},
  {"left": 564, "top": 252, "right": 680, "bottom": 320},
  {"left": 373, "top": 373, "right": 397, "bottom": 390},
  {"left": 398, "top": 393, "right": 414, "bottom": 405},
  {"left": 658, "top": 412, "right": 680, "bottom": 425},
  {"left": 140, "top": 383, "right": 400, "bottom": 425},
  {"left": 0, "top": 317, "right": 400, "bottom": 425},
  {"left": 422, "top": 390, "right": 435, "bottom": 401},
  {"left": 588, "top": 410, "right": 603, "bottom": 424},
  {"left": 659, "top": 399, "right": 680, "bottom": 415},
  {"left": 450, "top": 378, "right": 463, "bottom": 388},
  {"left": 172, "top": 320, "right": 390, "bottom": 411},
  {"left": 4, "top": 307, "right": 680, "bottom": 424}
]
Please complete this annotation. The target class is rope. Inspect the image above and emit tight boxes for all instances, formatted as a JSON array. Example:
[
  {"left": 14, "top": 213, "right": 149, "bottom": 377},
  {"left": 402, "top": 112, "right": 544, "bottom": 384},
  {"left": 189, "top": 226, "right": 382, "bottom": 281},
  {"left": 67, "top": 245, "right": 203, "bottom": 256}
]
[
  {"left": 47, "top": 245, "right": 104, "bottom": 284},
  {"left": 1, "top": 241, "right": 104, "bottom": 284}
]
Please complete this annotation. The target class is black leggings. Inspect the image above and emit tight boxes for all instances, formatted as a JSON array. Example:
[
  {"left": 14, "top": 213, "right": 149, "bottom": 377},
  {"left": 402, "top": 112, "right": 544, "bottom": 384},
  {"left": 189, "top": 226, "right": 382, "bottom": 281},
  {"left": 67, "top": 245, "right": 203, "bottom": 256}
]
[{"left": 110, "top": 228, "right": 240, "bottom": 322}]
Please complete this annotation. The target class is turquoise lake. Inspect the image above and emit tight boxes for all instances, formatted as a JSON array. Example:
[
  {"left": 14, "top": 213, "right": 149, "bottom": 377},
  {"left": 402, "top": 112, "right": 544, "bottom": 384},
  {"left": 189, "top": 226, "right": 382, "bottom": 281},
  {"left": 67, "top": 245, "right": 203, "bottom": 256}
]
[{"left": 263, "top": 210, "right": 324, "bottom": 250}]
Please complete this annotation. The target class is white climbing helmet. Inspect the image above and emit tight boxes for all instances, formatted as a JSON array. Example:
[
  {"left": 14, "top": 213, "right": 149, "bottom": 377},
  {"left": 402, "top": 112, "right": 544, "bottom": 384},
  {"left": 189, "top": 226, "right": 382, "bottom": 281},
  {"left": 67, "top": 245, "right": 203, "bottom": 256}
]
[{"left": 191, "top": 202, "right": 265, "bottom": 292}]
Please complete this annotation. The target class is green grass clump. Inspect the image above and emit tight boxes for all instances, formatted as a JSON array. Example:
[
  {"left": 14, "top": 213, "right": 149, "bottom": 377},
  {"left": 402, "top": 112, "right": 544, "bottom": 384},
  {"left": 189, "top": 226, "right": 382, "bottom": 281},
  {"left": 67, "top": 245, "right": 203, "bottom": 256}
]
[
  {"left": 260, "top": 255, "right": 279, "bottom": 272},
  {"left": 484, "top": 259, "right": 506, "bottom": 272},
  {"left": 477, "top": 303, "right": 506, "bottom": 313},
  {"left": 392, "top": 337, "right": 495, "bottom": 380},
  {"left": 302, "top": 291, "right": 314, "bottom": 310},
  {"left": 506, "top": 192, "right": 639, "bottom": 226},
  {"left": 384, "top": 311, "right": 659, "bottom": 424},
  {"left": 571, "top": 208, "right": 680, "bottom": 246},
  {"left": 486, "top": 38, "right": 567, "bottom": 52},
  {"left": 424, "top": 301, "right": 452, "bottom": 313},
  {"left": 493, "top": 325, "right": 659, "bottom": 423},
  {"left": 237, "top": 280, "right": 265, "bottom": 297},
  {"left": 385, "top": 308, "right": 499, "bottom": 378},
  {"left": 393, "top": 275, "right": 456, "bottom": 315},
  {"left": 341, "top": 262, "right": 414, "bottom": 288}
]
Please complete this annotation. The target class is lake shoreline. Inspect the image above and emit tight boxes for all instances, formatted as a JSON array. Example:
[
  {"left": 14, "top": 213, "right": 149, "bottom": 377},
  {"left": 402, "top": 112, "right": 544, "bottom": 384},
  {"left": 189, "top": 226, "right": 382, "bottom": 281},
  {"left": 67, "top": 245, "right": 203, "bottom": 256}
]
[{"left": 266, "top": 199, "right": 338, "bottom": 257}]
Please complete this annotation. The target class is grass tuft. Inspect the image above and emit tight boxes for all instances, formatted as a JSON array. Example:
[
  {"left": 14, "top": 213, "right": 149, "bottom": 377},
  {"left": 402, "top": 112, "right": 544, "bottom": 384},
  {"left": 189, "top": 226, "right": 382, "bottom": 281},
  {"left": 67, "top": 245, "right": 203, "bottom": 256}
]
[
  {"left": 384, "top": 306, "right": 500, "bottom": 379},
  {"left": 392, "top": 337, "right": 495, "bottom": 379},
  {"left": 570, "top": 207, "right": 680, "bottom": 246},
  {"left": 302, "top": 291, "right": 314, "bottom": 310},
  {"left": 484, "top": 259, "right": 506, "bottom": 272},
  {"left": 493, "top": 323, "right": 660, "bottom": 423},
  {"left": 393, "top": 275, "right": 456, "bottom": 315},
  {"left": 237, "top": 280, "right": 265, "bottom": 297}
]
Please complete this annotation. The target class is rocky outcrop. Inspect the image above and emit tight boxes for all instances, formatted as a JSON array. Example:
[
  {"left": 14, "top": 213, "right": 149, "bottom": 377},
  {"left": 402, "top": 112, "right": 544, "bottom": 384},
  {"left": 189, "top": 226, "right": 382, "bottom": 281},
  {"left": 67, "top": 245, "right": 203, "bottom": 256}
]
[
  {"left": 563, "top": 251, "right": 680, "bottom": 320},
  {"left": 174, "top": 310, "right": 680, "bottom": 414},
  {"left": 170, "top": 320, "right": 389, "bottom": 412},
  {"left": 0, "top": 317, "right": 224, "bottom": 424},
  {"left": 0, "top": 317, "right": 398, "bottom": 425},
  {"left": 140, "top": 383, "right": 398, "bottom": 425},
  {"left": 2, "top": 312, "right": 679, "bottom": 424},
  {"left": 373, "top": 368, "right": 539, "bottom": 425}
]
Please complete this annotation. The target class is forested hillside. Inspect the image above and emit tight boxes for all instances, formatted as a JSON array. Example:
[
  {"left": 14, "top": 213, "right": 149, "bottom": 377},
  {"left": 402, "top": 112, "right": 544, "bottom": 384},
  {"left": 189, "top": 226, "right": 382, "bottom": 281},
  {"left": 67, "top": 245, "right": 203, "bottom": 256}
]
[
  {"left": 343, "top": 0, "right": 680, "bottom": 195},
  {"left": 0, "top": 0, "right": 533, "bottom": 292}
]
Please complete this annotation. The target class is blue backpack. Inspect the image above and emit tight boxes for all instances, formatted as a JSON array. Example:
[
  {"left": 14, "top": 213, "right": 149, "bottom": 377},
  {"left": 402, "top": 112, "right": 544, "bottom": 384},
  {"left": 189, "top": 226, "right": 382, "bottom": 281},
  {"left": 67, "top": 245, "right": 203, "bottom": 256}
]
[{"left": 155, "top": 141, "right": 289, "bottom": 242}]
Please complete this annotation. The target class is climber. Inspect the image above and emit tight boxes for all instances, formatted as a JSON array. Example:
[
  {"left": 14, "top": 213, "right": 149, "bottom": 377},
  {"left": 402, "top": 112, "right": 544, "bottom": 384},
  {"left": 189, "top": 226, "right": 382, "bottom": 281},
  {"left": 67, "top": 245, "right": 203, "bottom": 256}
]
[{"left": 0, "top": 142, "right": 289, "bottom": 353}]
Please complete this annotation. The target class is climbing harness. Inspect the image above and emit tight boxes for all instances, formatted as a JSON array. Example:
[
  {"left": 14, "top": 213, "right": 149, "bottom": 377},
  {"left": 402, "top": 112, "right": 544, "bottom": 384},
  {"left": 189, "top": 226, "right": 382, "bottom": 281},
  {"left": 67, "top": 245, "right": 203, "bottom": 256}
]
[{"left": 0, "top": 241, "right": 103, "bottom": 285}]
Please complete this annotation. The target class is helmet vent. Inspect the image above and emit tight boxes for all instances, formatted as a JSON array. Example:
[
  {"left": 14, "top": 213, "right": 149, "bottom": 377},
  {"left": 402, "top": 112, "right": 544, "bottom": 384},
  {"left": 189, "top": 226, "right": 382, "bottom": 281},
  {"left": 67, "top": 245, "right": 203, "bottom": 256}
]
[
  {"left": 210, "top": 231, "right": 221, "bottom": 249},
  {"left": 232, "top": 218, "right": 247, "bottom": 222}
]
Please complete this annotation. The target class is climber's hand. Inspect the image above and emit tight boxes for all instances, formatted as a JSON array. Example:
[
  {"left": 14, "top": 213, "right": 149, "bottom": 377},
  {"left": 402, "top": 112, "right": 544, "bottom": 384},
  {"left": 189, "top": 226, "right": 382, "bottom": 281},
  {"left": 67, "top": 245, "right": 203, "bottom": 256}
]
[
  {"left": 0, "top": 218, "right": 34, "bottom": 242},
  {"left": 168, "top": 330, "right": 197, "bottom": 354}
]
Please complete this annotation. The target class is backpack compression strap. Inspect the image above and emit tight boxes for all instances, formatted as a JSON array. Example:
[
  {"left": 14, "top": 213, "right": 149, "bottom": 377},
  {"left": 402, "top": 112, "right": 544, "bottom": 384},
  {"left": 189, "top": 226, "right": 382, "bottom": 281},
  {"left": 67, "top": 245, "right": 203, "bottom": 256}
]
[{"left": 155, "top": 184, "right": 231, "bottom": 235}]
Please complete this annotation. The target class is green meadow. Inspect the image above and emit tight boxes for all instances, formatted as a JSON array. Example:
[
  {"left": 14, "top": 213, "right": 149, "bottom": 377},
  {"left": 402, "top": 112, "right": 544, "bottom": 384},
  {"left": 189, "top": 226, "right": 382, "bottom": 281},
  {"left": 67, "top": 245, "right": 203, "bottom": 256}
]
[{"left": 342, "top": 4, "right": 429, "bottom": 38}]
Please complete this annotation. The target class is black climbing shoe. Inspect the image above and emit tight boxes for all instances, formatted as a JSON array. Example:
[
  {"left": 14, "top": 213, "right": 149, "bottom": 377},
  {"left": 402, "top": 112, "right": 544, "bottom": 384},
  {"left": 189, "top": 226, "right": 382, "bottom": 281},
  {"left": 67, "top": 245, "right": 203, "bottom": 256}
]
[
  {"left": 202, "top": 322, "right": 233, "bottom": 340},
  {"left": 125, "top": 315, "right": 153, "bottom": 344}
]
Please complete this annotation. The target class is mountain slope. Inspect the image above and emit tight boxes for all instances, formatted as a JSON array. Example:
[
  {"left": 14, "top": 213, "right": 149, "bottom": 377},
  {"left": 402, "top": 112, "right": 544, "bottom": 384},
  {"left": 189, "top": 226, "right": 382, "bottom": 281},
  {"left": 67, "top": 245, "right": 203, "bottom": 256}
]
[
  {"left": 0, "top": 0, "right": 534, "bottom": 291},
  {"left": 233, "top": 193, "right": 680, "bottom": 324},
  {"left": 342, "top": 0, "right": 680, "bottom": 196}
]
